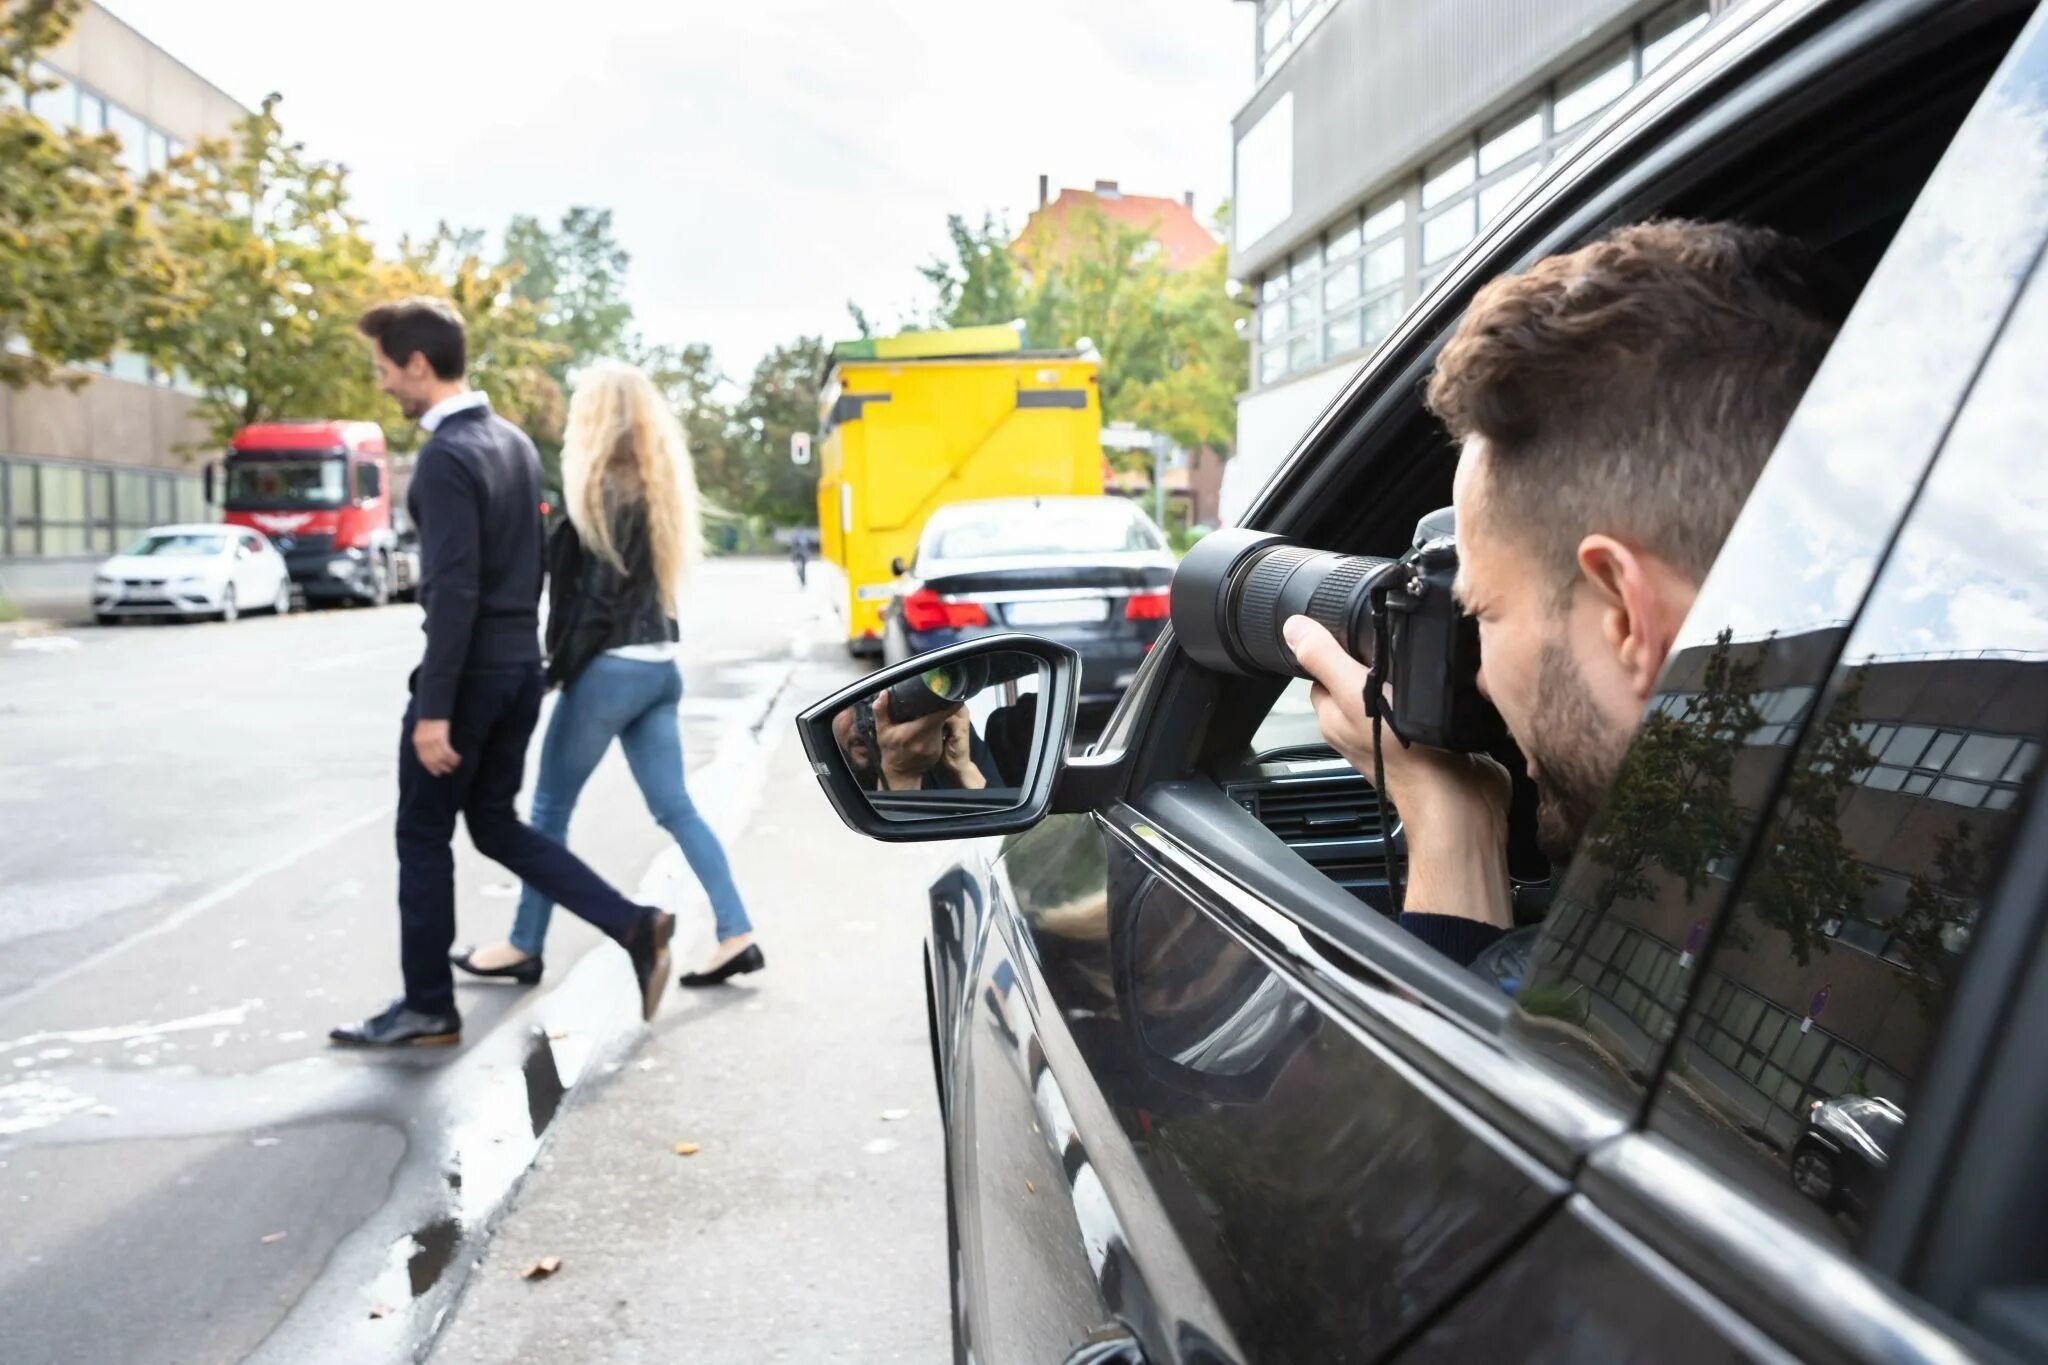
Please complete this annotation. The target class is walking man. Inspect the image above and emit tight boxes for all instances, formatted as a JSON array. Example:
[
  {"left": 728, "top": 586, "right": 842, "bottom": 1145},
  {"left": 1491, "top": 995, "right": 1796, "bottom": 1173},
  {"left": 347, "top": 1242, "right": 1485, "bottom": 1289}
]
[{"left": 331, "top": 298, "right": 674, "bottom": 1047}]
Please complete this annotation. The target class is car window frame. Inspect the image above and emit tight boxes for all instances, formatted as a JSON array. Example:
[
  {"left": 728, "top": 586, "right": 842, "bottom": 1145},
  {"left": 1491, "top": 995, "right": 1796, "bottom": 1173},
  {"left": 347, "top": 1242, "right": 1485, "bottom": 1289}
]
[
  {"left": 1553, "top": 12, "right": 2048, "bottom": 1356},
  {"left": 1082, "top": 0, "right": 2047, "bottom": 1250}
]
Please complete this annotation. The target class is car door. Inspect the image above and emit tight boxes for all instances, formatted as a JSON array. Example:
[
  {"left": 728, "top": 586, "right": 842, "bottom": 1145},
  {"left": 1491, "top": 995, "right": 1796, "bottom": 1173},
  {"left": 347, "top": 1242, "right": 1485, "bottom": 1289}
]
[
  {"left": 960, "top": 794, "right": 1589, "bottom": 1365},
  {"left": 1398, "top": 16, "right": 2048, "bottom": 1357},
  {"left": 230, "top": 532, "right": 264, "bottom": 600}
]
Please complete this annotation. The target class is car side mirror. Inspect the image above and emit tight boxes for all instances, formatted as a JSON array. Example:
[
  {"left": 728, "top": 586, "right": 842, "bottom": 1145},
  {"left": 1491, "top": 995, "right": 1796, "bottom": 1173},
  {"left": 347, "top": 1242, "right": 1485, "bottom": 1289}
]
[
  {"left": 890, "top": 556, "right": 907, "bottom": 577},
  {"left": 796, "top": 634, "right": 1078, "bottom": 843}
]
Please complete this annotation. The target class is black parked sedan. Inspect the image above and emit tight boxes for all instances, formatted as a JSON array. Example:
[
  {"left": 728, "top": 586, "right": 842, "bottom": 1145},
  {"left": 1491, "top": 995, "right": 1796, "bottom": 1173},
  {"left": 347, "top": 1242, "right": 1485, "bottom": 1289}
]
[
  {"left": 802, "top": 2, "right": 2048, "bottom": 1361},
  {"left": 1792, "top": 1096, "right": 1905, "bottom": 1220},
  {"left": 882, "top": 496, "right": 1177, "bottom": 706}
]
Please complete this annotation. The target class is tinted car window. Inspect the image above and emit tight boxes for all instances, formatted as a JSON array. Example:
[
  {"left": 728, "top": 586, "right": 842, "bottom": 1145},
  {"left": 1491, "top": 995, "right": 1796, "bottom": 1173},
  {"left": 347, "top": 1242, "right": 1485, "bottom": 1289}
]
[
  {"left": 1505, "top": 50, "right": 2048, "bottom": 1116},
  {"left": 928, "top": 503, "right": 1163, "bottom": 560},
  {"left": 1645, "top": 251, "right": 2048, "bottom": 1250}
]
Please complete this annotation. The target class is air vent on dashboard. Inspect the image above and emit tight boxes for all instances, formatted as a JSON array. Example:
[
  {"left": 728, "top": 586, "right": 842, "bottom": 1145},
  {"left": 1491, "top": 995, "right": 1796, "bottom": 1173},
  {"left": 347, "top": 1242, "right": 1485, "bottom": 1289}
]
[{"left": 1237, "top": 775, "right": 1385, "bottom": 842}]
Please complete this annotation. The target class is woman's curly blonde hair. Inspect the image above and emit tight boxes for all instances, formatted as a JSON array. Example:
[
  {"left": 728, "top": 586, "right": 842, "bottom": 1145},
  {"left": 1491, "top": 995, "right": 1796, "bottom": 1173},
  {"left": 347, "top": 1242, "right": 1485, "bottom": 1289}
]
[{"left": 559, "top": 361, "right": 703, "bottom": 611}]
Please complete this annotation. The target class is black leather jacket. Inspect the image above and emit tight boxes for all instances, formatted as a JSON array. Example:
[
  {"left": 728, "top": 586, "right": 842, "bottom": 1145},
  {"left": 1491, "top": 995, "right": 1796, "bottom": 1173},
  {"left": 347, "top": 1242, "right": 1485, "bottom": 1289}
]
[{"left": 543, "top": 504, "right": 677, "bottom": 689}]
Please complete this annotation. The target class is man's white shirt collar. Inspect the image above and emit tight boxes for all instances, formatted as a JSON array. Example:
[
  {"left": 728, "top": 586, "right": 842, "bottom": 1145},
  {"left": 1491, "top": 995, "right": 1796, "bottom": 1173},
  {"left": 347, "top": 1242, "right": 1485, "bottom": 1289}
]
[{"left": 419, "top": 390, "right": 489, "bottom": 433}]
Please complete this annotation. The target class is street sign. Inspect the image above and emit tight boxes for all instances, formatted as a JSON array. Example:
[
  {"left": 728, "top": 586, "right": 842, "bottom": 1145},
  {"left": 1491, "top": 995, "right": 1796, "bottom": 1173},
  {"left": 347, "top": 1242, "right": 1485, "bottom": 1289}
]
[
  {"left": 1802, "top": 983, "right": 1832, "bottom": 1034},
  {"left": 790, "top": 431, "right": 812, "bottom": 466},
  {"left": 1679, "top": 917, "right": 1708, "bottom": 970}
]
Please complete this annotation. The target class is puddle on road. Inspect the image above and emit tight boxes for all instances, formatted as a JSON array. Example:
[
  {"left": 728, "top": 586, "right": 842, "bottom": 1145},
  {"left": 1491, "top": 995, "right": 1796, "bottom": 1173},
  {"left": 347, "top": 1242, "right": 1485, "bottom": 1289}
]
[
  {"left": 522, "top": 1031, "right": 565, "bottom": 1139},
  {"left": 406, "top": 1216, "right": 462, "bottom": 1297}
]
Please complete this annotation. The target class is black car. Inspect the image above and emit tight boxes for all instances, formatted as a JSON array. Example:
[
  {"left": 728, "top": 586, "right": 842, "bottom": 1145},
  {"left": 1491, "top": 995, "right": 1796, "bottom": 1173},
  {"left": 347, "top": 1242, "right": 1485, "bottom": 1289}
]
[
  {"left": 1793, "top": 1096, "right": 1905, "bottom": 1220},
  {"left": 881, "top": 496, "right": 1177, "bottom": 707},
  {"left": 802, "top": 1, "right": 2048, "bottom": 1361}
]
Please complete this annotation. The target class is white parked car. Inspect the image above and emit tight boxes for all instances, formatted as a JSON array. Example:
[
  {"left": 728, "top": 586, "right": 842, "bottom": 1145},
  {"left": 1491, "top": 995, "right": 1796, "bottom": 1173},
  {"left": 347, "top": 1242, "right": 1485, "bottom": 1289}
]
[{"left": 92, "top": 525, "right": 292, "bottom": 625}]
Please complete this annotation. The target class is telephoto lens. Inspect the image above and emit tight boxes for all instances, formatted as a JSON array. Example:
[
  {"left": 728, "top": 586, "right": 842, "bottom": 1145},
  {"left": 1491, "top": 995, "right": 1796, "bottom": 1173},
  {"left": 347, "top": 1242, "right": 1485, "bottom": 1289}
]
[
  {"left": 1171, "top": 527, "right": 1398, "bottom": 678},
  {"left": 885, "top": 657, "right": 990, "bottom": 722}
]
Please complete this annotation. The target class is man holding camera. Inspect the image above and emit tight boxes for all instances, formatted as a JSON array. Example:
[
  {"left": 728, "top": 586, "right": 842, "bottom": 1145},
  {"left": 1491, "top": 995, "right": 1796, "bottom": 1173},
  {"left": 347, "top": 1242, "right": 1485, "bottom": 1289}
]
[{"left": 1286, "top": 220, "right": 1838, "bottom": 966}]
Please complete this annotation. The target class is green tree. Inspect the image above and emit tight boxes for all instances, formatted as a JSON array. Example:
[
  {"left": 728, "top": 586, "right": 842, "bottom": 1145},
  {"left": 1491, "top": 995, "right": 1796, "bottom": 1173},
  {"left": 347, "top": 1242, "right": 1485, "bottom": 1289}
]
[
  {"left": 502, "top": 206, "right": 634, "bottom": 385},
  {"left": 1893, "top": 821, "right": 1986, "bottom": 1014},
  {"left": 149, "top": 94, "right": 381, "bottom": 445},
  {"left": 386, "top": 224, "right": 568, "bottom": 452},
  {"left": 1738, "top": 681, "right": 1877, "bottom": 966},
  {"left": 0, "top": 0, "right": 184, "bottom": 389},
  {"left": 918, "top": 212, "right": 1024, "bottom": 331},
  {"left": 634, "top": 338, "right": 741, "bottom": 514},
  {"left": 731, "top": 337, "right": 828, "bottom": 528},
  {"left": 910, "top": 201, "right": 1245, "bottom": 459},
  {"left": 1556, "top": 631, "right": 1761, "bottom": 980}
]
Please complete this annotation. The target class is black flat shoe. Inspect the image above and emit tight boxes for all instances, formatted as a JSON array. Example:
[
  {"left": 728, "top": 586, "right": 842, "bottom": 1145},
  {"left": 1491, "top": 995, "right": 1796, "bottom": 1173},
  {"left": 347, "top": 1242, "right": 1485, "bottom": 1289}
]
[
  {"left": 450, "top": 947, "right": 543, "bottom": 984},
  {"left": 329, "top": 999, "right": 461, "bottom": 1047},
  {"left": 680, "top": 944, "right": 765, "bottom": 988},
  {"left": 626, "top": 907, "right": 676, "bottom": 1021}
]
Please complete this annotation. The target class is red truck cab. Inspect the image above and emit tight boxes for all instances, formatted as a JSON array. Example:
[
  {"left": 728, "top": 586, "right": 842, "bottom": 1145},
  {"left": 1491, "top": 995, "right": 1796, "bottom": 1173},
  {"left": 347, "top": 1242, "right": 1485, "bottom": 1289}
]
[{"left": 209, "top": 420, "right": 418, "bottom": 605}]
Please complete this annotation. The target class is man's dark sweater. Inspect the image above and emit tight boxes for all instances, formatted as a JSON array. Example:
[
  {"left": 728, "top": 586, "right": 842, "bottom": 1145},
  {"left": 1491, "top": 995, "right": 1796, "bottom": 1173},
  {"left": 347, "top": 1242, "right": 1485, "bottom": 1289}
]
[{"left": 406, "top": 401, "right": 544, "bottom": 720}]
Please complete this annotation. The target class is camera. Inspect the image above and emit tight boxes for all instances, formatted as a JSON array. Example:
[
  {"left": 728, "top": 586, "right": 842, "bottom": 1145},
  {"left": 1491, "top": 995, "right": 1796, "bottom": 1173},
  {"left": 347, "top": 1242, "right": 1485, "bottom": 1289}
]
[
  {"left": 1171, "top": 508, "right": 1504, "bottom": 753},
  {"left": 885, "top": 656, "right": 992, "bottom": 723}
]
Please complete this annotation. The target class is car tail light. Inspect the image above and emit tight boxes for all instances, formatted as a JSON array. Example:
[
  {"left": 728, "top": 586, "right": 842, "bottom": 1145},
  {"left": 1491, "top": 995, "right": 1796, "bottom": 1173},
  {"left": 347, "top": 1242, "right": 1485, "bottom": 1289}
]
[
  {"left": 901, "top": 587, "right": 988, "bottom": 632},
  {"left": 1124, "top": 590, "right": 1170, "bottom": 621}
]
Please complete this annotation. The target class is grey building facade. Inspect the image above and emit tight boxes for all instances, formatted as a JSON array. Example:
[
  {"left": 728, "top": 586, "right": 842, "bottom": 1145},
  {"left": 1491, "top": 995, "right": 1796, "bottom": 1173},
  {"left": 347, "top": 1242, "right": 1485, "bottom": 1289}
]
[
  {"left": 1223, "top": 0, "right": 1725, "bottom": 523},
  {"left": 1, "top": 3, "right": 246, "bottom": 617}
]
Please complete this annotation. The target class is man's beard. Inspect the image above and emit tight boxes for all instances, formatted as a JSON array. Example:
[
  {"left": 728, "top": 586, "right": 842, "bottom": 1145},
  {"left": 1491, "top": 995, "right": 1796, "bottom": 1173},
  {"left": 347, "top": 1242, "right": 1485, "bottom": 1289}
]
[{"left": 1524, "top": 638, "right": 1630, "bottom": 864}]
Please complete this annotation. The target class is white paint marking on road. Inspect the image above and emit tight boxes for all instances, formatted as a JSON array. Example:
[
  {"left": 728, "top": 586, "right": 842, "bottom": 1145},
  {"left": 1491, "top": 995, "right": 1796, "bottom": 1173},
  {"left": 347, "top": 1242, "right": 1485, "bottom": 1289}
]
[
  {"left": 0, "top": 1000, "right": 259, "bottom": 1056},
  {"left": 0, "top": 801, "right": 395, "bottom": 1014}
]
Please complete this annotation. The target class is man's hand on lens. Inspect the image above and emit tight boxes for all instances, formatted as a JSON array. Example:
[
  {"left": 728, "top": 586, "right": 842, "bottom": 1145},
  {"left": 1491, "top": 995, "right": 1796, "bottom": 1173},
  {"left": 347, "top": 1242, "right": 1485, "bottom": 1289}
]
[
  {"left": 1283, "top": 616, "right": 1514, "bottom": 928},
  {"left": 412, "top": 719, "right": 463, "bottom": 777},
  {"left": 873, "top": 690, "right": 954, "bottom": 790},
  {"left": 939, "top": 709, "right": 988, "bottom": 790}
]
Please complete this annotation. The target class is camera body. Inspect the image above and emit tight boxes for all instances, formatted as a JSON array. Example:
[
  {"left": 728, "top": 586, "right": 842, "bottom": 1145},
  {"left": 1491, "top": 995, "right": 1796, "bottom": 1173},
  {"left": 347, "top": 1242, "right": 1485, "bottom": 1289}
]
[{"left": 1171, "top": 509, "right": 1504, "bottom": 753}]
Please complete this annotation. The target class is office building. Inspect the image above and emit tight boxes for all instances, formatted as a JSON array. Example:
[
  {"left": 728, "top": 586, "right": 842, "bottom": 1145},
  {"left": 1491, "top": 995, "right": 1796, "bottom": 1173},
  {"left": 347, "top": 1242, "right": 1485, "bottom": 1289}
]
[
  {"left": 1, "top": 2, "right": 245, "bottom": 616},
  {"left": 1224, "top": 0, "right": 1722, "bottom": 522}
]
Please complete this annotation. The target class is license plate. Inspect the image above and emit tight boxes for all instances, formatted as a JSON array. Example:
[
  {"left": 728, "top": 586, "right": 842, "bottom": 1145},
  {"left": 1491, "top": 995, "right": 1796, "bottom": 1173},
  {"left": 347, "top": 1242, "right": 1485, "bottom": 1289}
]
[{"left": 1005, "top": 598, "right": 1109, "bottom": 627}]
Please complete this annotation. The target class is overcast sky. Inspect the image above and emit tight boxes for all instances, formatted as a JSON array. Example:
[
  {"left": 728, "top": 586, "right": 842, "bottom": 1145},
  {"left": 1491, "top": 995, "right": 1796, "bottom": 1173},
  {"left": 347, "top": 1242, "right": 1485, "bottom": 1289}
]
[{"left": 101, "top": 0, "right": 1253, "bottom": 382}]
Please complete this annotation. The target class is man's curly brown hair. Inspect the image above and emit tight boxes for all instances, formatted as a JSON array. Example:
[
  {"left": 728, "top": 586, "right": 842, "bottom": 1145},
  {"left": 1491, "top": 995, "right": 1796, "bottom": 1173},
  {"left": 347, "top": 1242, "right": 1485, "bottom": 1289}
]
[{"left": 1426, "top": 219, "right": 1839, "bottom": 594}]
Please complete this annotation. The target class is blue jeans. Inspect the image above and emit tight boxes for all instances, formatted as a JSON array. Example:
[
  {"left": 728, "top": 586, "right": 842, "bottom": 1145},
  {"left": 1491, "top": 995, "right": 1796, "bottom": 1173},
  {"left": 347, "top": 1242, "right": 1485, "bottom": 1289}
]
[{"left": 509, "top": 655, "right": 752, "bottom": 956}]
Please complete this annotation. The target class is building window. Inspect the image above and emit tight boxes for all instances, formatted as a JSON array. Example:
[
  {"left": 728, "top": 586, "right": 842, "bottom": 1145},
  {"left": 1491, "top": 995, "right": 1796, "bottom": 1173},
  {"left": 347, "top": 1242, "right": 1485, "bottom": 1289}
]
[
  {"left": 1554, "top": 43, "right": 1634, "bottom": 133},
  {"left": 37, "top": 463, "right": 90, "bottom": 557},
  {"left": 1644, "top": 2, "right": 1712, "bottom": 72},
  {"left": 0, "top": 457, "right": 209, "bottom": 560},
  {"left": 1421, "top": 200, "right": 1477, "bottom": 265},
  {"left": 27, "top": 63, "right": 74, "bottom": 125},
  {"left": 1479, "top": 108, "right": 1543, "bottom": 175},
  {"left": 1852, "top": 723, "right": 2036, "bottom": 810},
  {"left": 5, "top": 461, "right": 37, "bottom": 557},
  {"left": 1421, "top": 146, "right": 1476, "bottom": 210},
  {"left": 1256, "top": 0, "right": 1334, "bottom": 80},
  {"left": 1247, "top": 3, "right": 1719, "bottom": 392}
]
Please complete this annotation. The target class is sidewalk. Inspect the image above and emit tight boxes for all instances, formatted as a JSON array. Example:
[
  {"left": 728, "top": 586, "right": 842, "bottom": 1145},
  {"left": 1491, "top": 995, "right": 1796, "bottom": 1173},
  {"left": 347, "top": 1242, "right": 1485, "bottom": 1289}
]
[{"left": 429, "top": 644, "right": 954, "bottom": 1365}]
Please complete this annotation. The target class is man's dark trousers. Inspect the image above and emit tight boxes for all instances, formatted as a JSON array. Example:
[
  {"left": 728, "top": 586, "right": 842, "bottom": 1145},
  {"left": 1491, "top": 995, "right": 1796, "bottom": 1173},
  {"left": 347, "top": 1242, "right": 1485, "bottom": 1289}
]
[{"left": 397, "top": 661, "right": 641, "bottom": 1014}]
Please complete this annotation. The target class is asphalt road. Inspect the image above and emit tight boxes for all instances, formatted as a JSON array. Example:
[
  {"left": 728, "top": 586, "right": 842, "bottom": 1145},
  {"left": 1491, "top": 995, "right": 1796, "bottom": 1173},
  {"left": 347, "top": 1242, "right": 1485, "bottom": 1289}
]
[{"left": 0, "top": 559, "right": 947, "bottom": 1364}]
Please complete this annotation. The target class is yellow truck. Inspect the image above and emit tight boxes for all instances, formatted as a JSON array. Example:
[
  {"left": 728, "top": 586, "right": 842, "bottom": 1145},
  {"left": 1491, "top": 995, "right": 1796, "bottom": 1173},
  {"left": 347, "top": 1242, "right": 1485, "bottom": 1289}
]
[{"left": 814, "top": 324, "right": 1106, "bottom": 656}]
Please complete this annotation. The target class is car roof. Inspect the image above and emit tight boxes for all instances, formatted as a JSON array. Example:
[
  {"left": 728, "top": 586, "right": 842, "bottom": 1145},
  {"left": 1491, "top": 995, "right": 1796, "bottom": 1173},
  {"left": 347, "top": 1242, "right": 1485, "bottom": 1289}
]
[
  {"left": 928, "top": 495, "right": 1147, "bottom": 518},
  {"left": 137, "top": 524, "right": 234, "bottom": 537}
]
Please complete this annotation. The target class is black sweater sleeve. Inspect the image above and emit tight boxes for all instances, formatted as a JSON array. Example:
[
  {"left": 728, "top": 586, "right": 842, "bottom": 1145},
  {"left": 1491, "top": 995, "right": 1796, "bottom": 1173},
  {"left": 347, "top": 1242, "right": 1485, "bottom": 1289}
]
[
  {"left": 1396, "top": 912, "right": 1509, "bottom": 968},
  {"left": 411, "top": 450, "right": 482, "bottom": 720}
]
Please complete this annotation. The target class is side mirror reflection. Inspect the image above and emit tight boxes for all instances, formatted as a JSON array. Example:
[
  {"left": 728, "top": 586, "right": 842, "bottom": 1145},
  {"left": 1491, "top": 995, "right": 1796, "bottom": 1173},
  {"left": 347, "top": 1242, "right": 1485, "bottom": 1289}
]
[{"left": 798, "top": 636, "right": 1078, "bottom": 842}]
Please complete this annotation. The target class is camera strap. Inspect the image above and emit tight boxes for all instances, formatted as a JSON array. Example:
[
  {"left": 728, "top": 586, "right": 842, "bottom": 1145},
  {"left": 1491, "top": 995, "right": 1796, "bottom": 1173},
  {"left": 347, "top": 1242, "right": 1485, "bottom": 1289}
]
[{"left": 1363, "top": 610, "right": 1407, "bottom": 918}]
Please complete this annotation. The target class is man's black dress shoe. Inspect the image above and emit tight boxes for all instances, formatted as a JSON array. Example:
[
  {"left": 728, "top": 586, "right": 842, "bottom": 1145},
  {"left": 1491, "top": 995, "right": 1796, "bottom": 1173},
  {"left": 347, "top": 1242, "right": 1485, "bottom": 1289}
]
[
  {"left": 329, "top": 999, "right": 462, "bottom": 1047},
  {"left": 626, "top": 907, "right": 675, "bottom": 1022},
  {"left": 450, "top": 947, "right": 543, "bottom": 984},
  {"left": 680, "top": 943, "right": 765, "bottom": 988}
]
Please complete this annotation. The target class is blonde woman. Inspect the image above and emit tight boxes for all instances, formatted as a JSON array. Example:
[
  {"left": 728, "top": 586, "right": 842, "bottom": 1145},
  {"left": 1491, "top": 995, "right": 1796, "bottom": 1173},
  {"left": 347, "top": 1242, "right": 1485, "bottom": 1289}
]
[{"left": 452, "top": 363, "right": 761, "bottom": 988}]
